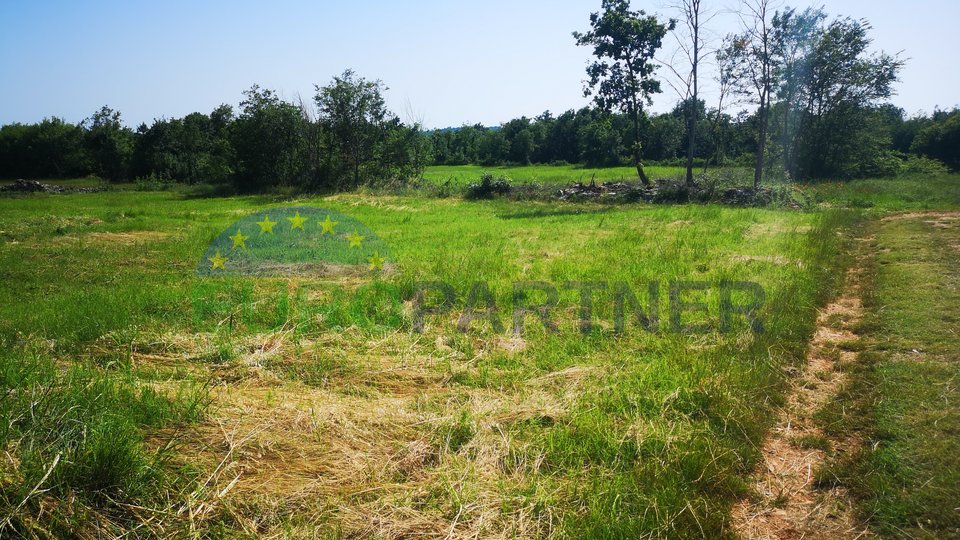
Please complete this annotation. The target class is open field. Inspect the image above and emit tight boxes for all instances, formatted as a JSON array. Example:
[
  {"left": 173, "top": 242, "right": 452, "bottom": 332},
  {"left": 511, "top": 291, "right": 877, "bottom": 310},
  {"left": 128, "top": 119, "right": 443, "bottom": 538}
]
[
  {"left": 0, "top": 174, "right": 958, "bottom": 537},
  {"left": 422, "top": 164, "right": 690, "bottom": 187},
  {"left": 817, "top": 211, "right": 960, "bottom": 537},
  {"left": 3, "top": 0, "right": 958, "bottom": 535}
]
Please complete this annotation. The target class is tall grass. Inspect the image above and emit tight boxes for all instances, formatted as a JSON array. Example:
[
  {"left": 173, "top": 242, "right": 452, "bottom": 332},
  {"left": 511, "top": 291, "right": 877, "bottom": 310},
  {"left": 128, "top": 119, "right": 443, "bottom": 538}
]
[
  {"left": 817, "top": 213, "right": 960, "bottom": 536},
  {"left": 0, "top": 345, "right": 208, "bottom": 536},
  {"left": 0, "top": 181, "right": 893, "bottom": 537}
]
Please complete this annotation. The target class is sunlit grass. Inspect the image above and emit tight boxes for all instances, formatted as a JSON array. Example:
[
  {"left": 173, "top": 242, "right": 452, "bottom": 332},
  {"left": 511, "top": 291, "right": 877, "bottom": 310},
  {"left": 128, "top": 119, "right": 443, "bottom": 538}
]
[
  {"left": 422, "top": 163, "right": 691, "bottom": 187},
  {"left": 0, "top": 175, "right": 954, "bottom": 536},
  {"left": 817, "top": 212, "right": 960, "bottom": 536}
]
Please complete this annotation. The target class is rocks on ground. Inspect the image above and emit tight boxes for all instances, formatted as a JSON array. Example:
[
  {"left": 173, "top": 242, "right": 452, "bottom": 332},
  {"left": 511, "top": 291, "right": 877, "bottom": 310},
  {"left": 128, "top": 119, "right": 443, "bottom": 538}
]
[
  {"left": 0, "top": 179, "right": 103, "bottom": 194},
  {"left": 555, "top": 179, "right": 784, "bottom": 206}
]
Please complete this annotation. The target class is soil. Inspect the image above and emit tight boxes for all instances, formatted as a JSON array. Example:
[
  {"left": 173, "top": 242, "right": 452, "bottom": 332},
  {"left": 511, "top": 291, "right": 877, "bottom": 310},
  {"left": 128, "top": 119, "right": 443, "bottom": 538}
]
[{"left": 730, "top": 250, "right": 870, "bottom": 539}]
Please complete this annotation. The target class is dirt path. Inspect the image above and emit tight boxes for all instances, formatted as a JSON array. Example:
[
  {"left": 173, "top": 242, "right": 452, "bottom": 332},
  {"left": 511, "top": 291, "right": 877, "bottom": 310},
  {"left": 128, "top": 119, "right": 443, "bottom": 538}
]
[{"left": 731, "top": 248, "right": 870, "bottom": 539}]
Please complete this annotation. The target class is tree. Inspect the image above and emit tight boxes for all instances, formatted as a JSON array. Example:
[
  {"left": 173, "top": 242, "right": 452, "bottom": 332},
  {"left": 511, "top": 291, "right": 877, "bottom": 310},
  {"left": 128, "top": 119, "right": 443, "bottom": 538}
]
[
  {"left": 772, "top": 7, "right": 826, "bottom": 177},
  {"left": 579, "top": 113, "right": 624, "bottom": 167},
  {"left": 910, "top": 109, "right": 960, "bottom": 170},
  {"left": 316, "top": 69, "right": 398, "bottom": 189},
  {"left": 574, "top": 0, "right": 674, "bottom": 186},
  {"left": 84, "top": 106, "right": 133, "bottom": 181},
  {"left": 704, "top": 38, "right": 740, "bottom": 171},
  {"left": 663, "top": 0, "right": 709, "bottom": 186},
  {"left": 880, "top": 105, "right": 929, "bottom": 154},
  {"left": 645, "top": 112, "right": 685, "bottom": 161},
  {"left": 231, "top": 86, "right": 311, "bottom": 191},
  {"left": 727, "top": 0, "right": 776, "bottom": 188},
  {"left": 0, "top": 118, "right": 89, "bottom": 179},
  {"left": 131, "top": 106, "right": 235, "bottom": 184},
  {"left": 502, "top": 117, "right": 536, "bottom": 164},
  {"left": 786, "top": 17, "right": 903, "bottom": 178}
]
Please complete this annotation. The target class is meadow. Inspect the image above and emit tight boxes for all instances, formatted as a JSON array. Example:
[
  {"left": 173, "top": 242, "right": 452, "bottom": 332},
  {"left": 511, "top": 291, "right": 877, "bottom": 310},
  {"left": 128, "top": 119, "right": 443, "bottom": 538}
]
[
  {"left": 0, "top": 171, "right": 958, "bottom": 537},
  {"left": 817, "top": 209, "right": 960, "bottom": 537},
  {"left": 422, "top": 164, "right": 690, "bottom": 187}
]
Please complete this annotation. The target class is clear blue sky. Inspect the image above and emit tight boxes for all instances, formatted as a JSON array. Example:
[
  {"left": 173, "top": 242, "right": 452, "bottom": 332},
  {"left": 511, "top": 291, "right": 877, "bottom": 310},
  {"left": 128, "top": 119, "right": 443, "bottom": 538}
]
[{"left": 1, "top": 0, "right": 956, "bottom": 129}]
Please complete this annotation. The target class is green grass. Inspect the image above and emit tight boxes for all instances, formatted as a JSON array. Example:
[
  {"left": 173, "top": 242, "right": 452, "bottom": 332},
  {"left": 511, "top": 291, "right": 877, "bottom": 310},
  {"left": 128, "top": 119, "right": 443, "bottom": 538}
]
[
  {"left": 422, "top": 163, "right": 690, "bottom": 187},
  {"left": 817, "top": 212, "right": 960, "bottom": 538},
  {"left": 0, "top": 345, "right": 208, "bottom": 536},
  {"left": 800, "top": 174, "right": 960, "bottom": 211},
  {"left": 422, "top": 165, "right": 960, "bottom": 212},
  {"left": 0, "top": 173, "right": 956, "bottom": 537}
]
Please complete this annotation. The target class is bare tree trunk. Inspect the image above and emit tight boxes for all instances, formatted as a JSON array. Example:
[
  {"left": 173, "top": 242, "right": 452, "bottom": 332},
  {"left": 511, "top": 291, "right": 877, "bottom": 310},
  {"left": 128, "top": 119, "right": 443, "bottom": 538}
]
[
  {"left": 704, "top": 89, "right": 726, "bottom": 174},
  {"left": 748, "top": 0, "right": 773, "bottom": 189},
  {"left": 782, "top": 91, "right": 792, "bottom": 174},
  {"left": 684, "top": 97, "right": 696, "bottom": 186},
  {"left": 704, "top": 113, "right": 720, "bottom": 174},
  {"left": 684, "top": 0, "right": 701, "bottom": 188},
  {"left": 684, "top": 98, "right": 697, "bottom": 187},
  {"left": 632, "top": 106, "right": 651, "bottom": 186},
  {"left": 754, "top": 98, "right": 767, "bottom": 189}
]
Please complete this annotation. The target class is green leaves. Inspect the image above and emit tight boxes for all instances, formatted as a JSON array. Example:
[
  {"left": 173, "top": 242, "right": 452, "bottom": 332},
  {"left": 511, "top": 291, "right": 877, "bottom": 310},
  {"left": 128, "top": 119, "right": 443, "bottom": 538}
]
[{"left": 574, "top": 0, "right": 672, "bottom": 114}]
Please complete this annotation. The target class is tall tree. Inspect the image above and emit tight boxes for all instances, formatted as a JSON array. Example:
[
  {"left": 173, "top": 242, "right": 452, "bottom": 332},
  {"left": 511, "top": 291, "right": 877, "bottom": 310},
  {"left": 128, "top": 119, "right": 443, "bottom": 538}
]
[
  {"left": 84, "top": 106, "right": 133, "bottom": 181},
  {"left": 772, "top": 7, "right": 826, "bottom": 177},
  {"left": 796, "top": 17, "right": 903, "bottom": 178},
  {"left": 316, "top": 69, "right": 396, "bottom": 189},
  {"left": 574, "top": 0, "right": 674, "bottom": 186},
  {"left": 705, "top": 38, "right": 740, "bottom": 171},
  {"left": 664, "top": 0, "right": 708, "bottom": 186},
  {"left": 727, "top": 0, "right": 776, "bottom": 188},
  {"left": 911, "top": 109, "right": 960, "bottom": 170},
  {"left": 231, "top": 86, "right": 310, "bottom": 191}
]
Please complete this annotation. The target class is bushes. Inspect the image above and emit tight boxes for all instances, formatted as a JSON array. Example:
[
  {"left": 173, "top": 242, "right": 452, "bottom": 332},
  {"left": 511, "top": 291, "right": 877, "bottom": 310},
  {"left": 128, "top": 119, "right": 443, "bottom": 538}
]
[
  {"left": 898, "top": 154, "right": 949, "bottom": 176},
  {"left": 854, "top": 151, "right": 949, "bottom": 178},
  {"left": 465, "top": 173, "right": 512, "bottom": 199}
]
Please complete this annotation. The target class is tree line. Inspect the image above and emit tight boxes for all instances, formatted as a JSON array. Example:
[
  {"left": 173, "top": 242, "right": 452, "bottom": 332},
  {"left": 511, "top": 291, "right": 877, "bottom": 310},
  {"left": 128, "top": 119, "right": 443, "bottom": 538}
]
[
  {"left": 0, "top": 70, "right": 429, "bottom": 191},
  {"left": 429, "top": 102, "right": 746, "bottom": 169},
  {"left": 426, "top": 101, "right": 958, "bottom": 177},
  {"left": 563, "top": 0, "right": 955, "bottom": 185},
  {"left": 1, "top": 2, "right": 958, "bottom": 189}
]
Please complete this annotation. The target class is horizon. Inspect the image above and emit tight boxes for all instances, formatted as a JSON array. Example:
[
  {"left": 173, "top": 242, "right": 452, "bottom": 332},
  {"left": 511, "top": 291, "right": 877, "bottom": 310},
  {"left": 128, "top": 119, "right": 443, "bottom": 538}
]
[{"left": 1, "top": 0, "right": 958, "bottom": 130}]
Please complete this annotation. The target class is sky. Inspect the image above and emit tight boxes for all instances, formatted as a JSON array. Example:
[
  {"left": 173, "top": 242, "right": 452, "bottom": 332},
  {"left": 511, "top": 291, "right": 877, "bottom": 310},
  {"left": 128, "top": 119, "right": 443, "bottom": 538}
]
[{"left": 1, "top": 0, "right": 957, "bottom": 129}]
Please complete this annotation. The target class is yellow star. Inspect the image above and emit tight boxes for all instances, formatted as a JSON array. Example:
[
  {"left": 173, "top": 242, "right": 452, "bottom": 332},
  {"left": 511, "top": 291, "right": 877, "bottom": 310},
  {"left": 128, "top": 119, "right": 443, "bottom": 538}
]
[
  {"left": 368, "top": 251, "right": 385, "bottom": 271},
  {"left": 229, "top": 228, "right": 249, "bottom": 249},
  {"left": 256, "top": 215, "right": 277, "bottom": 235},
  {"left": 346, "top": 230, "right": 365, "bottom": 248},
  {"left": 319, "top": 215, "right": 338, "bottom": 235},
  {"left": 208, "top": 250, "right": 227, "bottom": 270},
  {"left": 287, "top": 211, "right": 307, "bottom": 231}
]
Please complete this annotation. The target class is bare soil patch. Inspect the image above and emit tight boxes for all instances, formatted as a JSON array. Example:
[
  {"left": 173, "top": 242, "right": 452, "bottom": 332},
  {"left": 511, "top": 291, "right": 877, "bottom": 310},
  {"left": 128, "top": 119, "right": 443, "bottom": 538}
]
[
  {"left": 731, "top": 251, "right": 869, "bottom": 539},
  {"left": 86, "top": 230, "right": 173, "bottom": 244}
]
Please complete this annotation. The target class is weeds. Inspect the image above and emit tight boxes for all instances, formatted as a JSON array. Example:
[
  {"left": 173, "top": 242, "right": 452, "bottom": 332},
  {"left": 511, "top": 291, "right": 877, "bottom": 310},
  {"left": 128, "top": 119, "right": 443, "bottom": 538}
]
[
  {"left": 0, "top": 176, "right": 955, "bottom": 536},
  {"left": 0, "top": 346, "right": 209, "bottom": 537},
  {"left": 816, "top": 213, "right": 960, "bottom": 536}
]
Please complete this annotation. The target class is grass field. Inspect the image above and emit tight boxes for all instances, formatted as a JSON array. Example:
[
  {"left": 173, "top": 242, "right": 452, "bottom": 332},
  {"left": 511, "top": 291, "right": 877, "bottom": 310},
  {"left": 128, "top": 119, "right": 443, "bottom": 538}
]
[
  {"left": 0, "top": 172, "right": 958, "bottom": 537},
  {"left": 818, "top": 211, "right": 960, "bottom": 537},
  {"left": 422, "top": 164, "right": 690, "bottom": 187}
]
